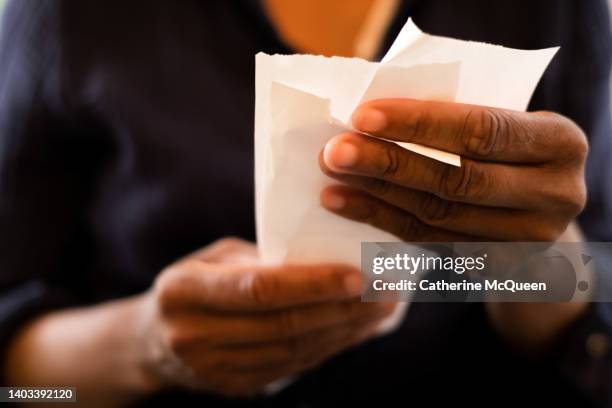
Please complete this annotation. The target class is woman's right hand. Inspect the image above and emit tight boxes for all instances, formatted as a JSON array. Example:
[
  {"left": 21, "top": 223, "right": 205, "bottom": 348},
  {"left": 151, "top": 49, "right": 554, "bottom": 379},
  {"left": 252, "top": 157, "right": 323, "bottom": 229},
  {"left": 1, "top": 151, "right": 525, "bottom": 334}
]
[{"left": 137, "top": 238, "right": 396, "bottom": 397}]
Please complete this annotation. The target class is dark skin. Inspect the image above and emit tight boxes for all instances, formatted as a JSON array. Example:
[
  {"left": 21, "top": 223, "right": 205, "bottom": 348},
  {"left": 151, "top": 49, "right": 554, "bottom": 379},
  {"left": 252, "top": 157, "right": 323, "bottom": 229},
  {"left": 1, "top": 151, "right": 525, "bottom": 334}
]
[
  {"left": 320, "top": 99, "right": 588, "bottom": 241},
  {"left": 5, "top": 238, "right": 396, "bottom": 406},
  {"left": 320, "top": 98, "right": 590, "bottom": 352}
]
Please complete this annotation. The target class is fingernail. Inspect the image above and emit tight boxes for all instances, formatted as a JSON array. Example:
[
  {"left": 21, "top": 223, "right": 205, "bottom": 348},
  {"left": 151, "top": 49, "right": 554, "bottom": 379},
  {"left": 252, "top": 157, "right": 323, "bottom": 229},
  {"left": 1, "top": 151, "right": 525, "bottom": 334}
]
[
  {"left": 321, "top": 192, "right": 346, "bottom": 210},
  {"left": 344, "top": 274, "right": 363, "bottom": 296},
  {"left": 324, "top": 139, "right": 359, "bottom": 168},
  {"left": 352, "top": 108, "right": 387, "bottom": 133}
]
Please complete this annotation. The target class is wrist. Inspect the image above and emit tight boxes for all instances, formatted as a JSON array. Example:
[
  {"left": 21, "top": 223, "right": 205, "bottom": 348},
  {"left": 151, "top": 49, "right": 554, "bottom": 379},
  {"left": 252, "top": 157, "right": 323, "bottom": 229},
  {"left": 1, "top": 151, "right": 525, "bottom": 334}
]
[
  {"left": 4, "top": 294, "right": 166, "bottom": 406},
  {"left": 115, "top": 293, "right": 168, "bottom": 397}
]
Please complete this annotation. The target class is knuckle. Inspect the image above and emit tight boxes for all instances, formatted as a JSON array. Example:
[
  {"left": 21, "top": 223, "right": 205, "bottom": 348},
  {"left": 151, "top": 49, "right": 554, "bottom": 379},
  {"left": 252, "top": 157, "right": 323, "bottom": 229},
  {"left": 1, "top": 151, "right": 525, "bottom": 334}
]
[
  {"left": 575, "top": 136, "right": 589, "bottom": 162},
  {"left": 218, "top": 236, "right": 244, "bottom": 249},
  {"left": 575, "top": 183, "right": 588, "bottom": 214},
  {"left": 164, "top": 328, "right": 191, "bottom": 353},
  {"left": 566, "top": 188, "right": 587, "bottom": 215},
  {"left": 242, "top": 271, "right": 275, "bottom": 307},
  {"left": 561, "top": 117, "right": 589, "bottom": 163},
  {"left": 418, "top": 194, "right": 459, "bottom": 226},
  {"left": 558, "top": 186, "right": 587, "bottom": 216},
  {"left": 462, "top": 109, "right": 508, "bottom": 157},
  {"left": 154, "top": 273, "right": 181, "bottom": 314},
  {"left": 215, "top": 237, "right": 250, "bottom": 253},
  {"left": 542, "top": 180, "right": 587, "bottom": 216},
  {"left": 153, "top": 259, "right": 200, "bottom": 314},
  {"left": 438, "top": 160, "right": 490, "bottom": 201},
  {"left": 396, "top": 107, "right": 428, "bottom": 142},
  {"left": 541, "top": 112, "right": 589, "bottom": 164},
  {"left": 380, "top": 146, "right": 402, "bottom": 178},
  {"left": 364, "top": 177, "right": 393, "bottom": 197},
  {"left": 397, "top": 214, "right": 427, "bottom": 241},
  {"left": 573, "top": 131, "right": 589, "bottom": 162}
]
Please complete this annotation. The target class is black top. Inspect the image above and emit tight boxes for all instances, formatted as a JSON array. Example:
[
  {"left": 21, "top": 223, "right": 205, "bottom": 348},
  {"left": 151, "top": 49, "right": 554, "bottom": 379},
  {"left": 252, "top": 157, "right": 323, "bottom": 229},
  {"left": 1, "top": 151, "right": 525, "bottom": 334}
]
[{"left": 1, "top": 0, "right": 612, "bottom": 407}]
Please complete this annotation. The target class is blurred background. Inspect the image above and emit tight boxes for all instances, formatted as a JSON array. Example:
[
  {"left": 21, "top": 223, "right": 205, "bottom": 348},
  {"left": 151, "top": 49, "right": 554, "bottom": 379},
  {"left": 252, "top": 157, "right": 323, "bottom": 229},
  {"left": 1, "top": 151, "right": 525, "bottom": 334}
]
[
  {"left": 0, "top": 0, "right": 607, "bottom": 86},
  {"left": 0, "top": 0, "right": 612, "bottom": 406}
]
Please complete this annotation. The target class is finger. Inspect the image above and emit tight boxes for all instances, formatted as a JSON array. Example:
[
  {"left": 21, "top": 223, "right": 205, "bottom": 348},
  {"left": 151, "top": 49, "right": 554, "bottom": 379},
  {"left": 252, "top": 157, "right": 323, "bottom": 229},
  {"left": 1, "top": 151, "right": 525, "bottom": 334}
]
[
  {"left": 319, "top": 185, "right": 476, "bottom": 242},
  {"left": 321, "top": 132, "right": 553, "bottom": 208},
  {"left": 158, "top": 261, "right": 364, "bottom": 312},
  {"left": 351, "top": 99, "right": 586, "bottom": 164},
  {"left": 168, "top": 300, "right": 395, "bottom": 347},
  {"left": 321, "top": 184, "right": 566, "bottom": 242},
  {"left": 195, "top": 316, "right": 384, "bottom": 391}
]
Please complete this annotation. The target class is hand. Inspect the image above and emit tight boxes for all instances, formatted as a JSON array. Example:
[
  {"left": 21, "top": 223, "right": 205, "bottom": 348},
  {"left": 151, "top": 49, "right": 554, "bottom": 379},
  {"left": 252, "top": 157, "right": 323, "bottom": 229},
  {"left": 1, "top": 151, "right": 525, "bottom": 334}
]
[
  {"left": 318, "top": 99, "right": 590, "bottom": 353},
  {"left": 319, "top": 99, "right": 588, "bottom": 242},
  {"left": 139, "top": 238, "right": 396, "bottom": 397},
  {"left": 3, "top": 238, "right": 394, "bottom": 407}
]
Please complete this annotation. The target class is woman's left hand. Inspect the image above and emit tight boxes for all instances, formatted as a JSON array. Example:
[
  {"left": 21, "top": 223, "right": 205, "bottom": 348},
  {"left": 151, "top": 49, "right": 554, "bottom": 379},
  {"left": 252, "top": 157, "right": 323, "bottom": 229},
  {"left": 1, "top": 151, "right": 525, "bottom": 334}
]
[{"left": 320, "top": 98, "right": 588, "bottom": 243}]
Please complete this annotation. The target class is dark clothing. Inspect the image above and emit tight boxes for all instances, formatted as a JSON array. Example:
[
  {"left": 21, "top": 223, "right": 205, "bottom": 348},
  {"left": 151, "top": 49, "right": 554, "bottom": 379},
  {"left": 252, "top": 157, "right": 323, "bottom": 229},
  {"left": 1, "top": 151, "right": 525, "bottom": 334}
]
[{"left": 0, "top": 0, "right": 611, "bottom": 406}]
